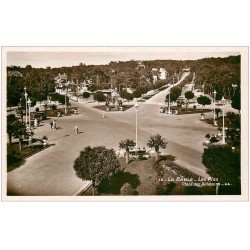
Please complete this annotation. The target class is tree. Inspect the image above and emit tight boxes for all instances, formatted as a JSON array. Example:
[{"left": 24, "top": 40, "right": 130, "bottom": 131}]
[
  {"left": 119, "top": 90, "right": 128, "bottom": 99},
  {"left": 202, "top": 145, "right": 240, "bottom": 194},
  {"left": 184, "top": 91, "right": 194, "bottom": 107},
  {"left": 231, "top": 90, "right": 240, "bottom": 113},
  {"left": 93, "top": 92, "right": 106, "bottom": 105},
  {"left": 7, "top": 114, "right": 18, "bottom": 144},
  {"left": 7, "top": 75, "right": 24, "bottom": 108},
  {"left": 20, "top": 97, "right": 36, "bottom": 109},
  {"left": 133, "top": 88, "right": 143, "bottom": 98},
  {"left": 119, "top": 139, "right": 136, "bottom": 164},
  {"left": 82, "top": 92, "right": 91, "bottom": 103},
  {"left": 73, "top": 146, "right": 122, "bottom": 195},
  {"left": 44, "top": 104, "right": 49, "bottom": 115},
  {"left": 16, "top": 106, "right": 24, "bottom": 123},
  {"left": 34, "top": 93, "right": 46, "bottom": 106},
  {"left": 51, "top": 105, "right": 57, "bottom": 114},
  {"left": 215, "top": 108, "right": 221, "bottom": 118},
  {"left": 125, "top": 92, "right": 134, "bottom": 102},
  {"left": 12, "top": 121, "right": 26, "bottom": 151},
  {"left": 120, "top": 90, "right": 133, "bottom": 102},
  {"left": 147, "top": 134, "right": 167, "bottom": 160},
  {"left": 120, "top": 183, "right": 136, "bottom": 195},
  {"left": 197, "top": 95, "right": 211, "bottom": 110},
  {"left": 166, "top": 87, "right": 181, "bottom": 103}
]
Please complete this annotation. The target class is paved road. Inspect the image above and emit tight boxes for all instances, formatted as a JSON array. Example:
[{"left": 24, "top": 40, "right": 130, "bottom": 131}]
[
  {"left": 7, "top": 73, "right": 221, "bottom": 195},
  {"left": 146, "top": 72, "right": 190, "bottom": 105}
]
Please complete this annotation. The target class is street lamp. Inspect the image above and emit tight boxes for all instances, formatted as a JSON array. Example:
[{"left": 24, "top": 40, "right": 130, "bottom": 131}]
[
  {"left": 213, "top": 90, "right": 217, "bottom": 124},
  {"left": 221, "top": 96, "right": 226, "bottom": 144},
  {"left": 134, "top": 100, "right": 139, "bottom": 149},
  {"left": 27, "top": 98, "right": 31, "bottom": 132},
  {"left": 24, "top": 87, "right": 28, "bottom": 125},
  {"left": 168, "top": 90, "right": 171, "bottom": 115},
  {"left": 65, "top": 81, "right": 69, "bottom": 114},
  {"left": 232, "top": 84, "right": 237, "bottom": 96}
]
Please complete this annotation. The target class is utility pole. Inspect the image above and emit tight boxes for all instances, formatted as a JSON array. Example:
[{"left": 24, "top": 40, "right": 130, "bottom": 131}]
[{"left": 76, "top": 79, "right": 79, "bottom": 102}]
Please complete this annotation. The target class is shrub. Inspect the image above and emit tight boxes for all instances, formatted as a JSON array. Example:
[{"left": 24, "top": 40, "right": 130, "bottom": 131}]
[
  {"left": 205, "top": 133, "right": 211, "bottom": 139},
  {"left": 120, "top": 183, "right": 136, "bottom": 195},
  {"left": 42, "top": 136, "right": 48, "bottom": 140},
  {"left": 7, "top": 148, "right": 23, "bottom": 165},
  {"left": 35, "top": 107, "right": 39, "bottom": 112},
  {"left": 93, "top": 92, "right": 106, "bottom": 104},
  {"left": 209, "top": 136, "right": 219, "bottom": 143},
  {"left": 197, "top": 95, "right": 212, "bottom": 108},
  {"left": 193, "top": 105, "right": 197, "bottom": 109},
  {"left": 83, "top": 92, "right": 91, "bottom": 99},
  {"left": 202, "top": 144, "right": 240, "bottom": 184},
  {"left": 157, "top": 154, "right": 176, "bottom": 162},
  {"left": 155, "top": 182, "right": 176, "bottom": 195},
  {"left": 184, "top": 186, "right": 201, "bottom": 195}
]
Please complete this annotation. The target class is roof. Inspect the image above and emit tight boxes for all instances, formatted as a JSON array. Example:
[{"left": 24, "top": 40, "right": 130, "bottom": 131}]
[{"left": 8, "top": 71, "right": 23, "bottom": 77}]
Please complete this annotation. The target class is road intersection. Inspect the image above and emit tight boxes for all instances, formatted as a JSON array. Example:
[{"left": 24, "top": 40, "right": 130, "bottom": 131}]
[{"left": 8, "top": 74, "right": 228, "bottom": 195}]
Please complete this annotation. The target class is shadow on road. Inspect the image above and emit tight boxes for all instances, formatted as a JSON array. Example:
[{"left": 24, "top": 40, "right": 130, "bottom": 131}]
[
  {"left": 48, "top": 134, "right": 70, "bottom": 142},
  {"left": 97, "top": 171, "right": 140, "bottom": 195}
]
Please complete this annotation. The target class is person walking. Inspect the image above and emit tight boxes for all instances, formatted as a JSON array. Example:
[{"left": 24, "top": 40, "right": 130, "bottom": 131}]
[
  {"left": 50, "top": 121, "right": 53, "bottom": 130},
  {"left": 74, "top": 125, "right": 79, "bottom": 134},
  {"left": 102, "top": 111, "right": 106, "bottom": 118}
]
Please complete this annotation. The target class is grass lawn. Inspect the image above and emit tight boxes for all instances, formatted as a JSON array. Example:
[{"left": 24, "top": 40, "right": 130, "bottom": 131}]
[
  {"left": 89, "top": 157, "right": 215, "bottom": 196},
  {"left": 170, "top": 107, "right": 212, "bottom": 115},
  {"left": 93, "top": 105, "right": 133, "bottom": 112},
  {"left": 158, "top": 161, "right": 215, "bottom": 195},
  {"left": 31, "top": 107, "right": 78, "bottom": 118},
  {"left": 141, "top": 95, "right": 153, "bottom": 100},
  {"left": 7, "top": 143, "right": 50, "bottom": 172}
]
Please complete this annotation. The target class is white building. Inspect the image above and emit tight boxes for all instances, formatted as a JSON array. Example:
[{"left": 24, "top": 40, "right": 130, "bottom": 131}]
[
  {"left": 55, "top": 73, "right": 68, "bottom": 94},
  {"left": 159, "top": 68, "right": 168, "bottom": 80}
]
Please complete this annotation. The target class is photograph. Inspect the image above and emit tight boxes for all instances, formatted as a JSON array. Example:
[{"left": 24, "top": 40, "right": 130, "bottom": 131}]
[{"left": 1, "top": 47, "right": 248, "bottom": 201}]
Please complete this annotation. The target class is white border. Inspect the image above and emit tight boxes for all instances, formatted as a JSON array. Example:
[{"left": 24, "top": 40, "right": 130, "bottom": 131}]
[{"left": 1, "top": 46, "right": 249, "bottom": 202}]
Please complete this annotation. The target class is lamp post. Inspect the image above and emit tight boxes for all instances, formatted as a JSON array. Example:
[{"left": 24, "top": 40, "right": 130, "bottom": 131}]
[
  {"left": 27, "top": 98, "right": 32, "bottom": 145},
  {"left": 232, "top": 84, "right": 237, "bottom": 96},
  {"left": 134, "top": 100, "right": 139, "bottom": 149},
  {"left": 168, "top": 90, "right": 171, "bottom": 115},
  {"left": 65, "top": 81, "right": 69, "bottom": 115},
  {"left": 76, "top": 79, "right": 79, "bottom": 102},
  {"left": 27, "top": 98, "right": 31, "bottom": 132},
  {"left": 24, "top": 87, "right": 28, "bottom": 125},
  {"left": 213, "top": 90, "right": 217, "bottom": 124},
  {"left": 221, "top": 96, "right": 226, "bottom": 144}
]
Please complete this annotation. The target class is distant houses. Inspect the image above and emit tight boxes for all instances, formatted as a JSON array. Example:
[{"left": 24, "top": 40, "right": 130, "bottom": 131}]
[
  {"left": 55, "top": 73, "right": 92, "bottom": 95},
  {"left": 152, "top": 67, "right": 168, "bottom": 82},
  {"left": 8, "top": 70, "right": 23, "bottom": 77}
]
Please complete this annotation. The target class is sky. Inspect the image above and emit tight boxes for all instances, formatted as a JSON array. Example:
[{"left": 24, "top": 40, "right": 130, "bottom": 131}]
[{"left": 7, "top": 50, "right": 240, "bottom": 68}]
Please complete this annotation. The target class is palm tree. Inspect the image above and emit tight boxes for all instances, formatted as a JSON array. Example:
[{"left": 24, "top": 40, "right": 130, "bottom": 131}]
[
  {"left": 119, "top": 139, "right": 136, "bottom": 164},
  {"left": 147, "top": 134, "right": 167, "bottom": 160}
]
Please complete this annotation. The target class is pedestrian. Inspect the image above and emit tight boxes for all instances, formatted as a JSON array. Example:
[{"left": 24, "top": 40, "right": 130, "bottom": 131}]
[
  {"left": 102, "top": 111, "right": 106, "bottom": 118},
  {"left": 53, "top": 120, "right": 57, "bottom": 130},
  {"left": 74, "top": 125, "right": 79, "bottom": 134},
  {"left": 50, "top": 121, "right": 53, "bottom": 130},
  {"left": 34, "top": 118, "right": 38, "bottom": 128}
]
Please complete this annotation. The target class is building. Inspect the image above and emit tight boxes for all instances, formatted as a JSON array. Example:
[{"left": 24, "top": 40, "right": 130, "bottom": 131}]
[
  {"left": 8, "top": 70, "right": 23, "bottom": 77},
  {"left": 94, "top": 88, "right": 119, "bottom": 101},
  {"left": 159, "top": 68, "right": 168, "bottom": 80},
  {"left": 55, "top": 73, "right": 68, "bottom": 94}
]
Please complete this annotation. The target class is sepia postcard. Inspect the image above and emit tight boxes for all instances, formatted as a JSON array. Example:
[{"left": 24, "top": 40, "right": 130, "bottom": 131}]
[{"left": 1, "top": 46, "right": 249, "bottom": 201}]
